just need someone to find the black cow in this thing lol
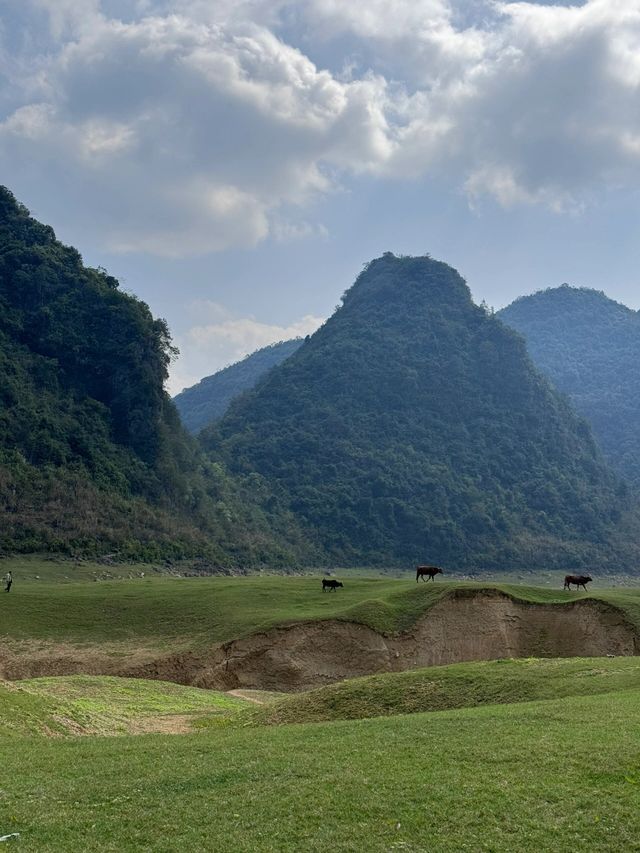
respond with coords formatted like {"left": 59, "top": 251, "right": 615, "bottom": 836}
{"left": 416, "top": 565, "right": 443, "bottom": 583}
{"left": 322, "top": 579, "right": 343, "bottom": 592}
{"left": 563, "top": 574, "right": 593, "bottom": 591}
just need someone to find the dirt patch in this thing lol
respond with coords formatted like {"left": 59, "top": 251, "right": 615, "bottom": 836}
{"left": 227, "top": 689, "right": 274, "bottom": 705}
{"left": 186, "top": 592, "right": 638, "bottom": 691}
{"left": 126, "top": 714, "right": 197, "bottom": 735}
{"left": 395, "top": 590, "right": 639, "bottom": 668}
{"left": 2, "top": 590, "right": 639, "bottom": 692}
{"left": 0, "top": 640, "right": 164, "bottom": 681}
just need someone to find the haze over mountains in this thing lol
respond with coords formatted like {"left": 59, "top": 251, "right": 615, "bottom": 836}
{"left": 499, "top": 287, "right": 640, "bottom": 488}
{"left": 174, "top": 339, "right": 303, "bottom": 434}
{"left": 2, "top": 189, "right": 638, "bottom": 569}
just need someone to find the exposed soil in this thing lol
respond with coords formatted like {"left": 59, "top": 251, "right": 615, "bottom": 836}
{"left": 2, "top": 590, "right": 638, "bottom": 692}
{"left": 125, "top": 714, "right": 197, "bottom": 735}
{"left": 227, "top": 689, "right": 276, "bottom": 705}
{"left": 0, "top": 640, "right": 165, "bottom": 681}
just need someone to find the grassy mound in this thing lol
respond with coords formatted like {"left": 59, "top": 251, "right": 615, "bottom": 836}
{"left": 243, "top": 656, "right": 640, "bottom": 726}
{"left": 0, "top": 575, "right": 450, "bottom": 648}
{"left": 0, "top": 676, "right": 247, "bottom": 736}
{"left": 1, "top": 689, "right": 638, "bottom": 850}
{"left": 3, "top": 574, "right": 640, "bottom": 652}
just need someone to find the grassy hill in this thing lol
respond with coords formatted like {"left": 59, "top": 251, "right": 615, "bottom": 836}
{"left": 3, "top": 573, "right": 640, "bottom": 850}
{"left": 174, "top": 339, "right": 302, "bottom": 433}
{"left": 204, "top": 253, "right": 633, "bottom": 570}
{"left": 244, "top": 656, "right": 640, "bottom": 725}
{"left": 499, "top": 285, "right": 640, "bottom": 487}
{"left": 0, "top": 573, "right": 445, "bottom": 647}
{"left": 2, "top": 687, "right": 639, "bottom": 850}
{"left": 0, "top": 676, "right": 246, "bottom": 736}
{"left": 3, "top": 570, "right": 640, "bottom": 653}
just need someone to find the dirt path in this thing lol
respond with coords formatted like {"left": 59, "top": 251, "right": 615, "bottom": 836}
{"left": 227, "top": 689, "right": 272, "bottom": 705}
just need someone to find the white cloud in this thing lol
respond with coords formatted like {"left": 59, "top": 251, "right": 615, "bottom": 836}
{"left": 3, "top": 0, "right": 640, "bottom": 257}
{"left": 168, "top": 309, "right": 324, "bottom": 394}
{"left": 0, "top": 5, "right": 391, "bottom": 256}
{"left": 271, "top": 217, "right": 328, "bottom": 242}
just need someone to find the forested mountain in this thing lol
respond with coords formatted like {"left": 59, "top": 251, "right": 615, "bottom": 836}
{"left": 174, "top": 339, "right": 302, "bottom": 433}
{"left": 499, "top": 286, "right": 640, "bottom": 487}
{"left": 0, "top": 187, "right": 304, "bottom": 564}
{"left": 3, "top": 192, "right": 637, "bottom": 571}
{"left": 203, "top": 253, "right": 633, "bottom": 570}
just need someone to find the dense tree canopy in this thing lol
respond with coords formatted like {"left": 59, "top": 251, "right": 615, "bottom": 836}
{"left": 0, "top": 187, "right": 304, "bottom": 563}
{"left": 174, "top": 339, "right": 303, "bottom": 434}
{"left": 2, "top": 189, "right": 637, "bottom": 570}
{"left": 499, "top": 285, "right": 640, "bottom": 488}
{"left": 204, "top": 254, "right": 632, "bottom": 569}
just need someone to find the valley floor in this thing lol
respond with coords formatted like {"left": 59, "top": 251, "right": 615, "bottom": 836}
{"left": 1, "top": 683, "right": 639, "bottom": 851}
{"left": 2, "top": 566, "right": 640, "bottom": 850}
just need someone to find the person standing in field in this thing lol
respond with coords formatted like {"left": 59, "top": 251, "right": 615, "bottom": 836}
{"left": 4, "top": 571, "right": 12, "bottom": 592}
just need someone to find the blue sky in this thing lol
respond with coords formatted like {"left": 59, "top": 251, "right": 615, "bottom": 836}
{"left": 2, "top": 0, "right": 639, "bottom": 392}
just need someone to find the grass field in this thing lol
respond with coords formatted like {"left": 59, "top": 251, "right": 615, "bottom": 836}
{"left": 242, "top": 656, "right": 640, "bottom": 725}
{"left": 3, "top": 568, "right": 640, "bottom": 653}
{"left": 0, "top": 676, "right": 248, "bottom": 736}
{"left": 2, "top": 569, "right": 640, "bottom": 850}
{"left": 1, "top": 687, "right": 639, "bottom": 851}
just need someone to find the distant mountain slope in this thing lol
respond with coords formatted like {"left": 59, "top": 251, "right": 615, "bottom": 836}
{"left": 202, "top": 254, "right": 631, "bottom": 570}
{"left": 174, "top": 339, "right": 303, "bottom": 433}
{"left": 0, "top": 187, "right": 305, "bottom": 564}
{"left": 499, "top": 285, "right": 640, "bottom": 487}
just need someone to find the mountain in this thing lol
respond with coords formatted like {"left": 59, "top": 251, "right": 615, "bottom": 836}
{"left": 499, "top": 285, "right": 640, "bottom": 487}
{"left": 202, "top": 253, "right": 631, "bottom": 570}
{"left": 0, "top": 187, "right": 304, "bottom": 565}
{"left": 174, "top": 339, "right": 303, "bottom": 433}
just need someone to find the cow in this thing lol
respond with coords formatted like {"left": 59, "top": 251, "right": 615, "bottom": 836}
{"left": 322, "top": 579, "right": 343, "bottom": 592}
{"left": 563, "top": 574, "right": 593, "bottom": 591}
{"left": 416, "top": 565, "right": 443, "bottom": 583}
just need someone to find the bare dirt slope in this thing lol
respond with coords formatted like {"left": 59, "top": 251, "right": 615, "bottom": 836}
{"left": 2, "top": 589, "right": 637, "bottom": 691}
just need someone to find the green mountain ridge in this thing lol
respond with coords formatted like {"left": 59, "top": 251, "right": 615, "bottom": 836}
{"left": 0, "top": 187, "right": 305, "bottom": 564}
{"left": 203, "top": 253, "right": 634, "bottom": 569}
{"left": 3, "top": 189, "right": 638, "bottom": 571}
{"left": 498, "top": 285, "right": 640, "bottom": 487}
{"left": 174, "top": 338, "right": 303, "bottom": 433}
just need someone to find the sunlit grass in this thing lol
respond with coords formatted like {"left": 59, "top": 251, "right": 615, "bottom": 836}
{"left": 2, "top": 689, "right": 639, "bottom": 851}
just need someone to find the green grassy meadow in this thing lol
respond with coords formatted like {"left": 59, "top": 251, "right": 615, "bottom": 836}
{"left": 0, "top": 569, "right": 441, "bottom": 648}
{"left": 1, "top": 688, "right": 640, "bottom": 851}
{"left": 3, "top": 560, "right": 640, "bottom": 653}
{"left": 242, "top": 656, "right": 640, "bottom": 726}
{"left": 2, "top": 565, "right": 640, "bottom": 850}
{"left": 0, "top": 676, "right": 247, "bottom": 737}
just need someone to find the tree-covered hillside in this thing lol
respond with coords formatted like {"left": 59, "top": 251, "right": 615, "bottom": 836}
{"left": 0, "top": 187, "right": 304, "bottom": 564}
{"left": 174, "top": 339, "right": 303, "bottom": 433}
{"left": 499, "top": 286, "right": 640, "bottom": 487}
{"left": 203, "top": 254, "right": 631, "bottom": 569}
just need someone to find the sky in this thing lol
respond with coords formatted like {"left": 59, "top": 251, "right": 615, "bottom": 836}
{"left": 2, "top": 0, "right": 640, "bottom": 393}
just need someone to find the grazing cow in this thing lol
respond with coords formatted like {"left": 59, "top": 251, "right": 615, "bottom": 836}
{"left": 563, "top": 574, "right": 593, "bottom": 591}
{"left": 416, "top": 565, "right": 443, "bottom": 583}
{"left": 322, "top": 579, "right": 343, "bottom": 592}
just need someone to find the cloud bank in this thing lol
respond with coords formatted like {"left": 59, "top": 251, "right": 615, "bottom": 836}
{"left": 2, "top": 0, "right": 640, "bottom": 256}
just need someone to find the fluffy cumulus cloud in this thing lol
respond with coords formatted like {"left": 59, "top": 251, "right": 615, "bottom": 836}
{"left": 2, "top": 0, "right": 640, "bottom": 256}
{"left": 169, "top": 301, "right": 323, "bottom": 394}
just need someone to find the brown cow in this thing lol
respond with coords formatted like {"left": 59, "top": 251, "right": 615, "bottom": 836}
{"left": 322, "top": 579, "right": 343, "bottom": 592}
{"left": 416, "top": 565, "right": 443, "bottom": 582}
{"left": 563, "top": 574, "right": 592, "bottom": 591}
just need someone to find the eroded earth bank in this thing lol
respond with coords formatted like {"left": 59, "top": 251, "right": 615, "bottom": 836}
{"left": 2, "top": 589, "right": 638, "bottom": 691}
